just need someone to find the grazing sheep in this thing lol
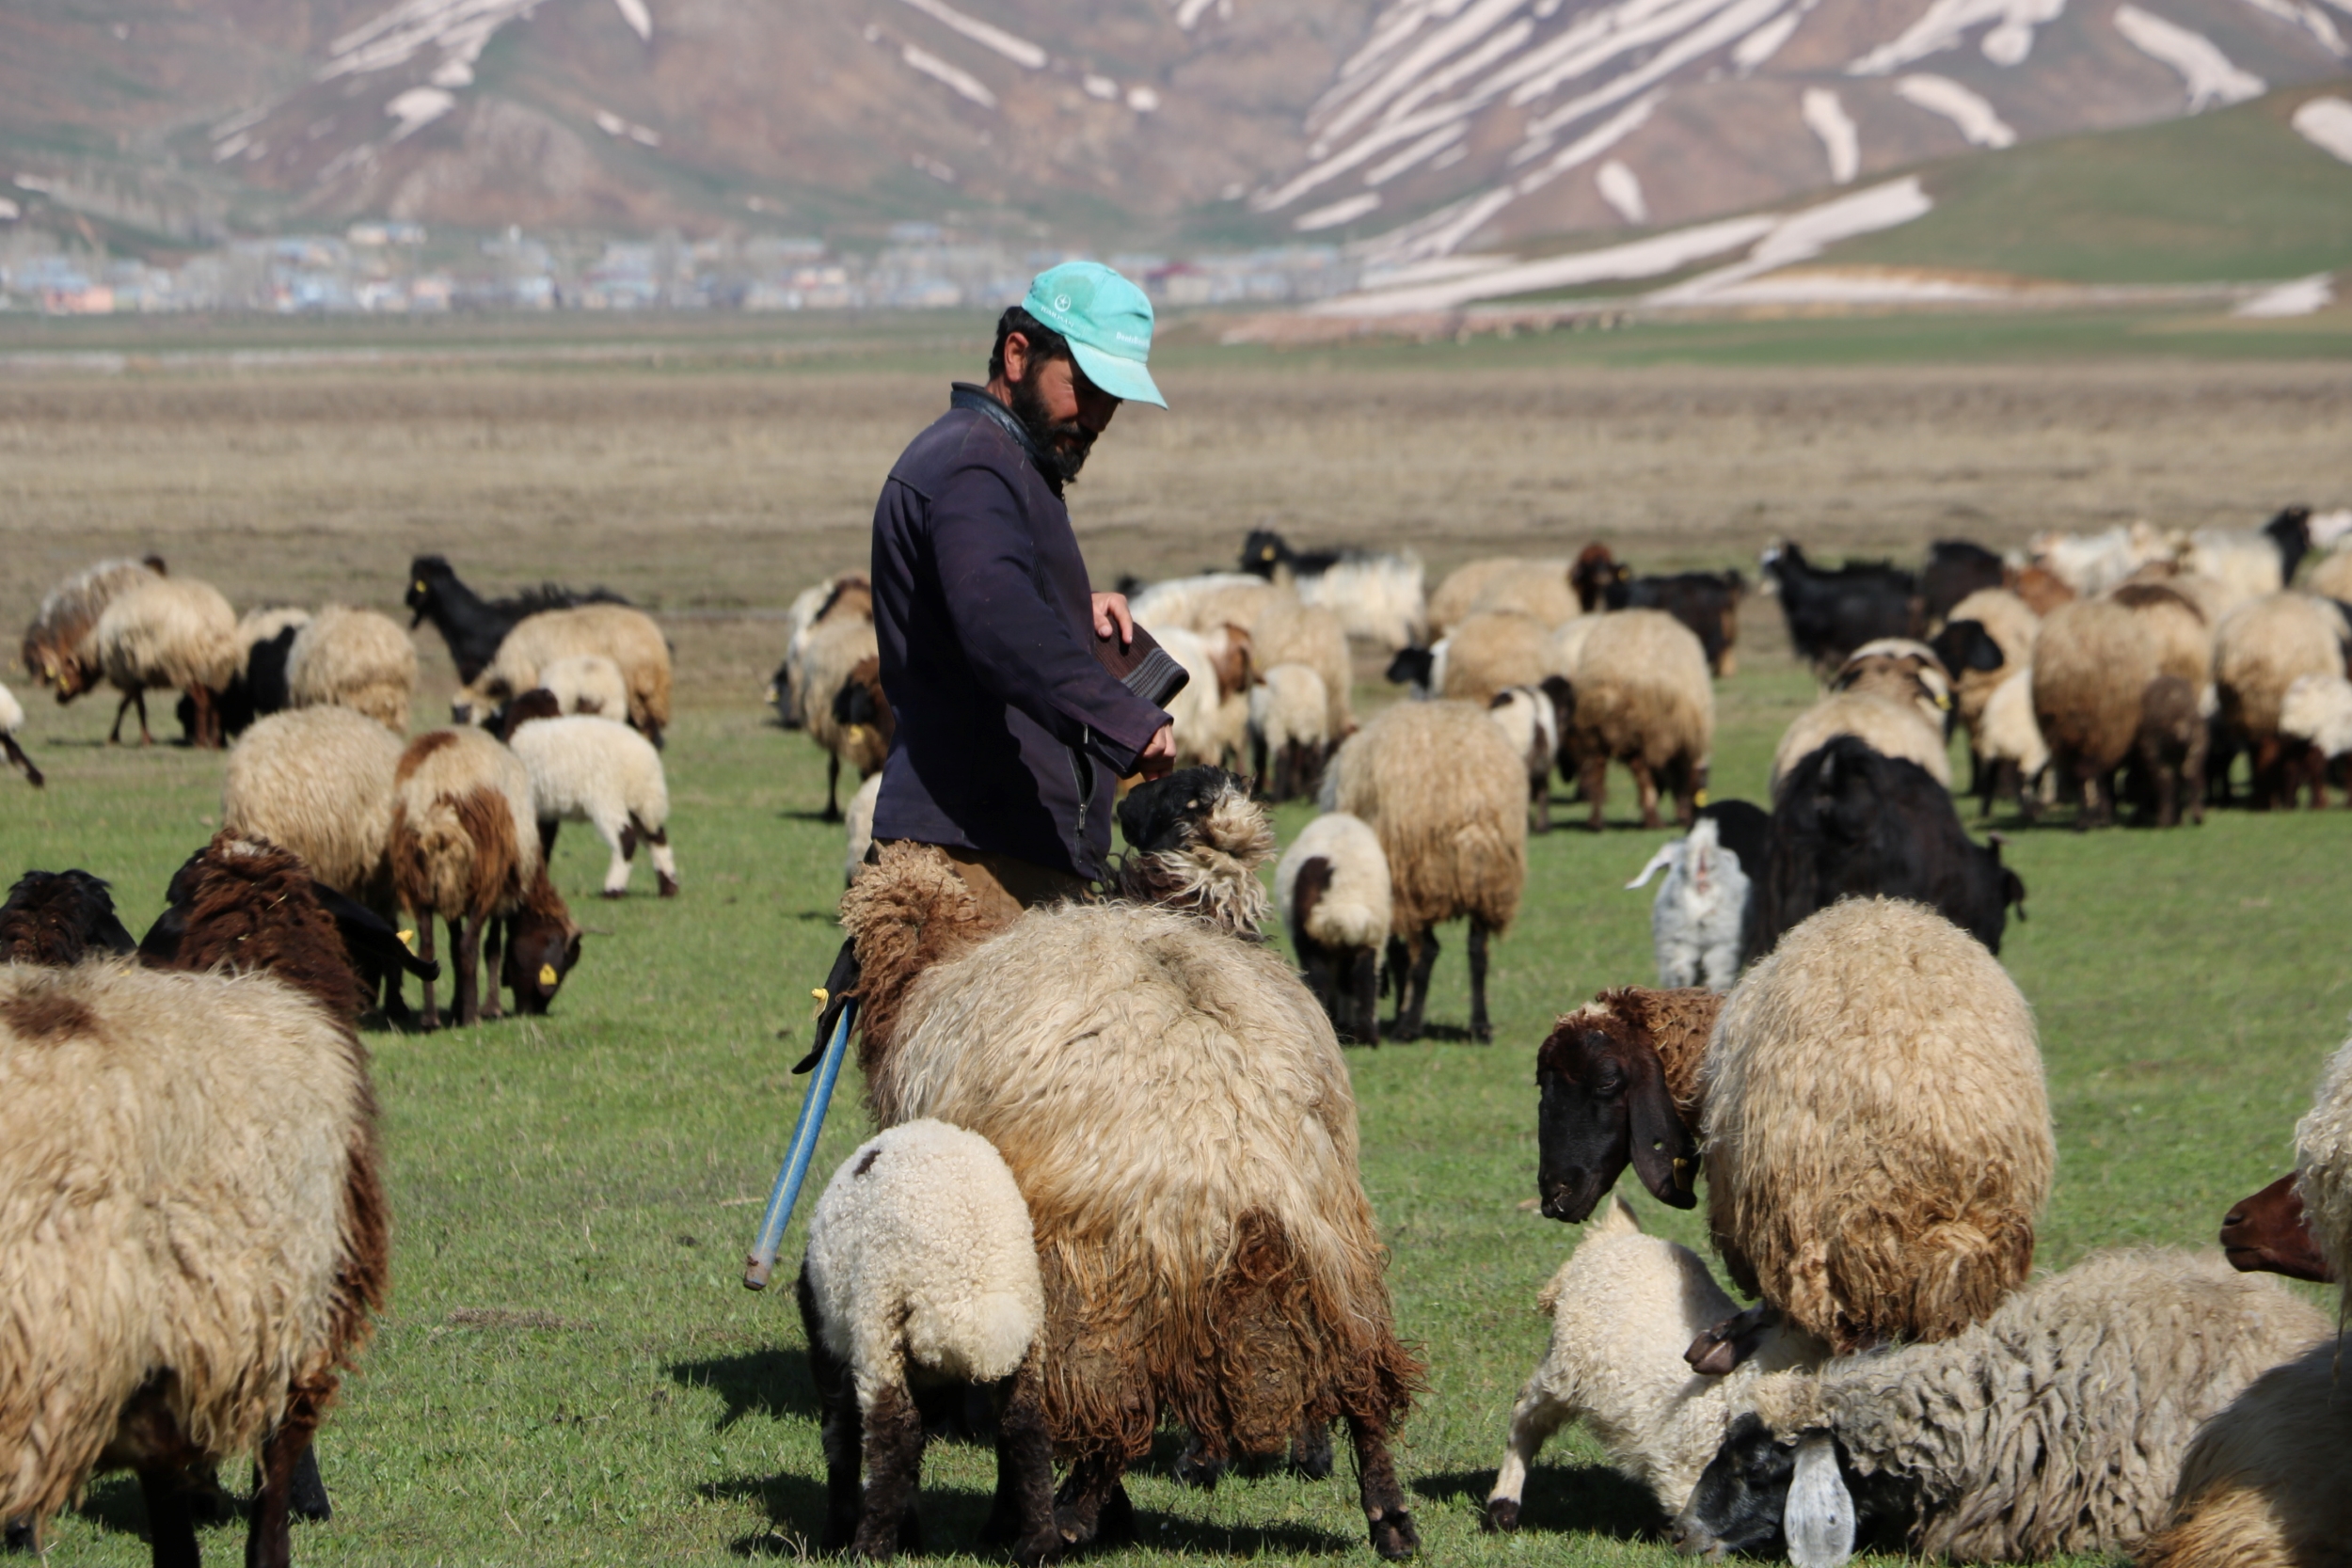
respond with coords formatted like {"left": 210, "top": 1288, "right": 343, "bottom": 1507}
{"left": 286, "top": 605, "right": 417, "bottom": 735}
{"left": 1240, "top": 531, "right": 1428, "bottom": 651}
{"left": 502, "top": 690, "right": 678, "bottom": 898}
{"left": 836, "top": 846, "right": 1426, "bottom": 1560}
{"left": 1485, "top": 1198, "right": 1827, "bottom": 1531}
{"left": 1703, "top": 897, "right": 2053, "bottom": 1355}
{"left": 1560, "top": 610, "right": 1713, "bottom": 832}
{"left": 771, "top": 572, "right": 871, "bottom": 728}
{"left": 1156, "top": 624, "right": 1251, "bottom": 771}
{"left": 797, "top": 1119, "right": 1054, "bottom": 1562}
{"left": 2031, "top": 597, "right": 2161, "bottom": 827}
{"left": 389, "top": 726, "right": 573, "bottom": 1027}
{"left": 1487, "top": 681, "right": 1568, "bottom": 832}
{"left": 1576, "top": 547, "right": 1749, "bottom": 676}
{"left": 1429, "top": 558, "right": 1569, "bottom": 638}
{"left": 1757, "top": 544, "right": 1919, "bottom": 671}
{"left": 844, "top": 773, "right": 882, "bottom": 886}
{"left": 20, "top": 554, "right": 165, "bottom": 700}
{"left": 454, "top": 603, "right": 673, "bottom": 745}
{"left": 0, "top": 683, "right": 42, "bottom": 788}
{"left": 1917, "top": 539, "right": 2007, "bottom": 626}
{"left": 402, "top": 555, "right": 627, "bottom": 686}
{"left": 2132, "top": 673, "right": 2210, "bottom": 827}
{"left": 2214, "top": 592, "right": 2352, "bottom": 807}
{"left": 1771, "top": 692, "right": 1950, "bottom": 796}
{"left": 1623, "top": 811, "right": 1752, "bottom": 989}
{"left": 1111, "top": 768, "right": 1276, "bottom": 938}
{"left": 93, "top": 577, "right": 238, "bottom": 748}
{"left": 1974, "top": 668, "right": 2050, "bottom": 820}
{"left": 1248, "top": 661, "right": 1330, "bottom": 800}
{"left": 1439, "top": 611, "right": 1554, "bottom": 705}
{"left": 533, "top": 653, "right": 629, "bottom": 718}
{"left": 222, "top": 706, "right": 404, "bottom": 911}
{"left": 1323, "top": 700, "right": 1525, "bottom": 1041}
{"left": 0, "top": 951, "right": 387, "bottom": 1567}
{"left": 1672, "top": 1250, "right": 2327, "bottom": 1564}
{"left": 0, "top": 870, "right": 136, "bottom": 961}
{"left": 2180, "top": 506, "right": 2312, "bottom": 611}
{"left": 792, "top": 612, "right": 886, "bottom": 820}
{"left": 213, "top": 606, "right": 312, "bottom": 738}
{"left": 1532, "top": 986, "right": 1724, "bottom": 1224}
{"left": 2280, "top": 672, "right": 2352, "bottom": 806}
{"left": 1276, "top": 812, "right": 1391, "bottom": 1045}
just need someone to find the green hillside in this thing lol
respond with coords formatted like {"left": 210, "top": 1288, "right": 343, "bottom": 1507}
{"left": 1829, "top": 84, "right": 2352, "bottom": 284}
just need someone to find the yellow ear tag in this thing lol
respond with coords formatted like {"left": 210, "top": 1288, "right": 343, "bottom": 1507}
{"left": 1693, "top": 788, "right": 1710, "bottom": 808}
{"left": 812, "top": 987, "right": 829, "bottom": 1006}
{"left": 413, "top": 579, "right": 427, "bottom": 594}
{"left": 1935, "top": 692, "right": 1952, "bottom": 709}
{"left": 537, "top": 963, "right": 558, "bottom": 987}
{"left": 398, "top": 928, "right": 416, "bottom": 951}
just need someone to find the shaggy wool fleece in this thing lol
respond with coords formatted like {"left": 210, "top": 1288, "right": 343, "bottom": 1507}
{"left": 2140, "top": 1339, "right": 2352, "bottom": 1568}
{"left": 1324, "top": 699, "right": 1525, "bottom": 943}
{"left": 0, "top": 962, "right": 383, "bottom": 1522}
{"left": 224, "top": 705, "right": 405, "bottom": 907}
{"left": 1702, "top": 896, "right": 2053, "bottom": 1354}
{"left": 876, "top": 900, "right": 1422, "bottom": 1462}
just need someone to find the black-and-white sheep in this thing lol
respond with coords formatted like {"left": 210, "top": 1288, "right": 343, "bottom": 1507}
{"left": 1276, "top": 811, "right": 1391, "bottom": 1046}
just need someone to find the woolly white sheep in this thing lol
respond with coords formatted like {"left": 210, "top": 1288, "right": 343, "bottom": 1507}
{"left": 1672, "top": 1249, "right": 2327, "bottom": 1564}
{"left": 1155, "top": 624, "right": 1250, "bottom": 771}
{"left": 1625, "top": 816, "right": 1748, "bottom": 990}
{"left": 0, "top": 959, "right": 388, "bottom": 1567}
{"left": 94, "top": 577, "right": 239, "bottom": 748}
{"left": 1129, "top": 572, "right": 1276, "bottom": 639}
{"left": 797, "top": 1119, "right": 1053, "bottom": 1561}
{"left": 527, "top": 653, "right": 628, "bottom": 718}
{"left": 1249, "top": 661, "right": 1330, "bottom": 800}
{"left": 1485, "top": 1197, "right": 1826, "bottom": 1531}
{"left": 1488, "top": 683, "right": 1565, "bottom": 832}
{"left": 0, "top": 682, "right": 42, "bottom": 787}
{"left": 2214, "top": 592, "right": 2352, "bottom": 807}
{"left": 2027, "top": 520, "right": 2178, "bottom": 596}
{"left": 1974, "top": 667, "right": 2051, "bottom": 818}
{"left": 1561, "top": 610, "right": 1714, "bottom": 832}
{"left": 1702, "top": 896, "right": 2053, "bottom": 1355}
{"left": 20, "top": 555, "right": 164, "bottom": 699}
{"left": 455, "top": 603, "right": 673, "bottom": 743}
{"left": 1275, "top": 811, "right": 1391, "bottom": 1045}
{"left": 1245, "top": 533, "right": 1428, "bottom": 651}
{"left": 503, "top": 692, "right": 678, "bottom": 897}
{"left": 1441, "top": 612, "right": 1554, "bottom": 706}
{"left": 1770, "top": 691, "right": 1949, "bottom": 796}
{"left": 1428, "top": 557, "right": 1572, "bottom": 637}
{"left": 287, "top": 604, "right": 417, "bottom": 734}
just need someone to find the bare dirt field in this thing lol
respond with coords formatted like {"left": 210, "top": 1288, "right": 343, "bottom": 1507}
{"left": 4, "top": 345, "right": 2346, "bottom": 703}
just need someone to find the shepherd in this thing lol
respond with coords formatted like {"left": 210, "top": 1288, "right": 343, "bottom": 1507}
{"left": 866, "top": 261, "right": 1179, "bottom": 924}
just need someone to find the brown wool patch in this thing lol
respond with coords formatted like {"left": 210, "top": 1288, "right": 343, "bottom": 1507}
{"left": 395, "top": 728, "right": 459, "bottom": 782}
{"left": 0, "top": 987, "right": 97, "bottom": 1040}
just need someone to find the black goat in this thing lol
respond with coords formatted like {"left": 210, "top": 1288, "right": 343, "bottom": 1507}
{"left": 1756, "top": 736, "right": 2024, "bottom": 958}
{"left": 1758, "top": 542, "right": 1921, "bottom": 671}
{"left": 2265, "top": 505, "right": 2314, "bottom": 585}
{"left": 404, "top": 556, "right": 628, "bottom": 684}
{"left": 0, "top": 869, "right": 137, "bottom": 963}
{"left": 1568, "top": 546, "right": 1746, "bottom": 673}
{"left": 1241, "top": 529, "right": 1345, "bottom": 579}
{"left": 1919, "top": 539, "right": 2005, "bottom": 626}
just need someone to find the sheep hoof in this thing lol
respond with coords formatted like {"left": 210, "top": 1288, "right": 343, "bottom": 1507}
{"left": 1009, "top": 1531, "right": 1066, "bottom": 1567}
{"left": 657, "top": 875, "right": 679, "bottom": 898}
{"left": 1369, "top": 1510, "right": 1420, "bottom": 1560}
{"left": 599, "top": 888, "right": 627, "bottom": 900}
{"left": 1481, "top": 1498, "right": 1519, "bottom": 1534}
{"left": 1171, "top": 1444, "right": 1225, "bottom": 1491}
{"left": 4, "top": 1517, "right": 37, "bottom": 1554}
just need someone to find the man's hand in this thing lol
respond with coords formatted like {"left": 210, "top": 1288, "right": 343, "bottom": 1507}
{"left": 1136, "top": 722, "right": 1177, "bottom": 781}
{"left": 1092, "top": 592, "right": 1136, "bottom": 649}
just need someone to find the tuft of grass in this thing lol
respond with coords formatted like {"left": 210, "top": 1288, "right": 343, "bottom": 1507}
{"left": 1, "top": 649, "right": 2339, "bottom": 1565}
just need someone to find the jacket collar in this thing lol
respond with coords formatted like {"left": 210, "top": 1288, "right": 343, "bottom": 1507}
{"left": 950, "top": 382, "right": 1062, "bottom": 496}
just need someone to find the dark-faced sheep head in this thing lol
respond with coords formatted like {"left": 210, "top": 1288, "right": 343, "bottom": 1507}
{"left": 1673, "top": 1416, "right": 1915, "bottom": 1564}
{"left": 1928, "top": 620, "right": 2006, "bottom": 680}
{"left": 1385, "top": 647, "right": 1435, "bottom": 690}
{"left": 502, "top": 898, "right": 582, "bottom": 1016}
{"left": 405, "top": 554, "right": 453, "bottom": 629}
{"left": 2220, "top": 1172, "right": 2335, "bottom": 1283}
{"left": 0, "top": 870, "right": 138, "bottom": 964}
{"left": 1241, "top": 528, "right": 1288, "bottom": 580}
{"left": 1534, "top": 1011, "right": 1695, "bottom": 1223}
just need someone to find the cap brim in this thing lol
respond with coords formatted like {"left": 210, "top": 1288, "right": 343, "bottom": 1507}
{"left": 1069, "top": 340, "right": 1167, "bottom": 409}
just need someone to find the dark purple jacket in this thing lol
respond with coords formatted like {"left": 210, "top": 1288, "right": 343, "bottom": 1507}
{"left": 867, "top": 385, "right": 1168, "bottom": 880}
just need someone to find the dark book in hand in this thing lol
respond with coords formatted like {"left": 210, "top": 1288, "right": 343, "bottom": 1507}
{"left": 1093, "top": 622, "right": 1189, "bottom": 710}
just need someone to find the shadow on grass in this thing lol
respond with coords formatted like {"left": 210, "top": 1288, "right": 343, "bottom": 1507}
{"left": 711, "top": 1470, "right": 1013, "bottom": 1558}
{"left": 1412, "top": 1465, "right": 1666, "bottom": 1540}
{"left": 64, "top": 1473, "right": 246, "bottom": 1544}
{"left": 670, "top": 1347, "right": 821, "bottom": 1428}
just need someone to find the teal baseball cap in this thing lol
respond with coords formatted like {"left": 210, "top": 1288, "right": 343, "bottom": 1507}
{"left": 1021, "top": 261, "right": 1167, "bottom": 409}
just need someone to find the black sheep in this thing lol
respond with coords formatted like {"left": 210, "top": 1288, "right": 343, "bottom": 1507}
{"left": 1758, "top": 543, "right": 1921, "bottom": 671}
{"left": 0, "top": 870, "right": 137, "bottom": 964}
{"left": 403, "top": 555, "right": 628, "bottom": 685}
{"left": 1919, "top": 539, "right": 2006, "bottom": 626}
{"left": 1756, "top": 736, "right": 2024, "bottom": 958}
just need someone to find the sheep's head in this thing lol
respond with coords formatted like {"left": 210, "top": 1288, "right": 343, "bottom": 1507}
{"left": 405, "top": 554, "right": 453, "bottom": 628}
{"left": 1675, "top": 1417, "right": 1914, "bottom": 1567}
{"left": 2220, "top": 1173, "right": 2334, "bottom": 1283}
{"left": 501, "top": 875, "right": 580, "bottom": 1016}
{"left": 1114, "top": 768, "right": 1275, "bottom": 938}
{"left": 1534, "top": 1003, "right": 1696, "bottom": 1223}
{"left": 1240, "top": 528, "right": 1287, "bottom": 579}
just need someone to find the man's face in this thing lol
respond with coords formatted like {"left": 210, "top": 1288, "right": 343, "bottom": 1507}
{"left": 1004, "top": 331, "right": 1119, "bottom": 483}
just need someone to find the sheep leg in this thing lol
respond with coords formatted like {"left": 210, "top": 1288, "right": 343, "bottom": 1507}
{"left": 1468, "top": 919, "right": 1492, "bottom": 1043}
{"left": 1393, "top": 929, "right": 1438, "bottom": 1042}
{"left": 538, "top": 817, "right": 559, "bottom": 860}
{"left": 415, "top": 917, "right": 439, "bottom": 1031}
{"left": 596, "top": 809, "right": 633, "bottom": 897}
{"left": 984, "top": 1356, "right": 1061, "bottom": 1565}
{"left": 1628, "top": 756, "right": 1662, "bottom": 832}
{"left": 1349, "top": 946, "right": 1380, "bottom": 1048}
{"left": 288, "top": 1447, "right": 331, "bottom": 1522}
{"left": 1579, "top": 753, "right": 1608, "bottom": 832}
{"left": 480, "top": 919, "right": 505, "bottom": 1022}
{"left": 852, "top": 1381, "right": 926, "bottom": 1559}
{"left": 1483, "top": 1384, "right": 1572, "bottom": 1532}
{"left": 824, "top": 752, "right": 843, "bottom": 823}
{"left": 1531, "top": 772, "right": 1549, "bottom": 834}
{"left": 1347, "top": 1414, "right": 1420, "bottom": 1560}
{"left": 108, "top": 689, "right": 135, "bottom": 744}
{"left": 637, "top": 815, "right": 679, "bottom": 897}
{"left": 799, "top": 1268, "right": 866, "bottom": 1551}
{"left": 135, "top": 689, "right": 154, "bottom": 747}
{"left": 1290, "top": 1418, "right": 1334, "bottom": 1480}
{"left": 135, "top": 1466, "right": 200, "bottom": 1568}
{"left": 186, "top": 685, "right": 219, "bottom": 750}
{"left": 1050, "top": 1457, "right": 1134, "bottom": 1551}
{"left": 246, "top": 1414, "right": 321, "bottom": 1568}
{"left": 453, "top": 916, "right": 481, "bottom": 1027}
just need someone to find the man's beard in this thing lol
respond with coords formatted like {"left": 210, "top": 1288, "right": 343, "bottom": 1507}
{"left": 1009, "top": 369, "right": 1095, "bottom": 484}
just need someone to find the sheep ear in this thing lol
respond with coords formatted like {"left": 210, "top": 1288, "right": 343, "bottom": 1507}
{"left": 1625, "top": 1049, "right": 1697, "bottom": 1210}
{"left": 1783, "top": 1435, "right": 1855, "bottom": 1568}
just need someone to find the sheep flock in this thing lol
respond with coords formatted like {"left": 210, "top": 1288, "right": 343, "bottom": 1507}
{"left": 4, "top": 505, "right": 2348, "bottom": 1568}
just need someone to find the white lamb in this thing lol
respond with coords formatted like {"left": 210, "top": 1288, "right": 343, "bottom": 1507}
{"left": 2280, "top": 672, "right": 2352, "bottom": 760}
{"left": 1249, "top": 661, "right": 1331, "bottom": 800}
{"left": 503, "top": 697, "right": 678, "bottom": 896}
{"left": 1485, "top": 1196, "right": 1823, "bottom": 1532}
{"left": 798, "top": 1119, "right": 1053, "bottom": 1561}
{"left": 1625, "top": 816, "right": 1749, "bottom": 990}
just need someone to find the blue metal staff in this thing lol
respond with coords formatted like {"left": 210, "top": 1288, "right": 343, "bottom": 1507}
{"left": 743, "top": 946, "right": 861, "bottom": 1291}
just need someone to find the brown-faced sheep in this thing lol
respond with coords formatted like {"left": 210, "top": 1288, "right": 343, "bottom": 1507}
{"left": 389, "top": 726, "right": 574, "bottom": 1027}
{"left": 1770, "top": 692, "right": 1950, "bottom": 796}
{"left": 0, "top": 921, "right": 387, "bottom": 1567}
{"left": 1439, "top": 611, "right": 1555, "bottom": 706}
{"left": 94, "top": 577, "right": 239, "bottom": 749}
{"left": 21, "top": 555, "right": 165, "bottom": 700}
{"left": 1560, "top": 610, "right": 1713, "bottom": 832}
{"left": 1533, "top": 986, "right": 1723, "bottom": 1223}
{"left": 456, "top": 603, "right": 673, "bottom": 745}
{"left": 1323, "top": 700, "right": 1525, "bottom": 1041}
{"left": 2215, "top": 592, "right": 2351, "bottom": 808}
{"left": 287, "top": 605, "right": 417, "bottom": 735}
{"left": 835, "top": 844, "right": 1424, "bottom": 1560}
{"left": 2031, "top": 597, "right": 2161, "bottom": 828}
{"left": 1701, "top": 896, "right": 2053, "bottom": 1355}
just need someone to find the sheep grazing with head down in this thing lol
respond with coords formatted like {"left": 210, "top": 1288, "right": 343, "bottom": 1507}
{"left": 21, "top": 555, "right": 166, "bottom": 700}
{"left": 1558, "top": 610, "right": 1713, "bottom": 832}
{"left": 454, "top": 602, "right": 673, "bottom": 746}
{"left": 1248, "top": 661, "right": 1330, "bottom": 800}
{"left": 1672, "top": 1250, "right": 2327, "bottom": 1565}
{"left": 1702, "top": 897, "right": 2053, "bottom": 1357}
{"left": 834, "top": 835, "right": 1425, "bottom": 1560}
{"left": 2214, "top": 592, "right": 2352, "bottom": 808}
{"left": 1323, "top": 699, "right": 1525, "bottom": 1041}
{"left": 501, "top": 689, "right": 679, "bottom": 898}
{"left": 796, "top": 1119, "right": 1055, "bottom": 1563}
{"left": 0, "top": 870, "right": 137, "bottom": 962}
{"left": 2143, "top": 1032, "right": 2352, "bottom": 1568}
{"left": 1484, "top": 1198, "right": 1827, "bottom": 1533}
{"left": 93, "top": 577, "right": 239, "bottom": 748}
{"left": 286, "top": 605, "right": 418, "bottom": 735}
{"left": 1276, "top": 812, "right": 1391, "bottom": 1046}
